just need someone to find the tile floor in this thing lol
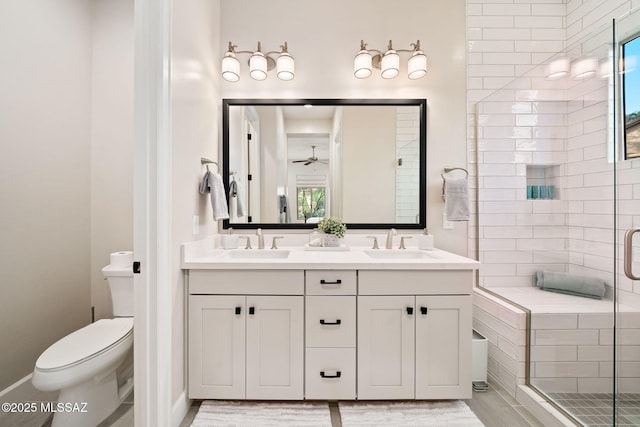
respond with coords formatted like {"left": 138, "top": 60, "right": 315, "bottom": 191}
{"left": 0, "top": 379, "right": 547, "bottom": 427}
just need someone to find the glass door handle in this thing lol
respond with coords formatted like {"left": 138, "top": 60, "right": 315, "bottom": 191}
{"left": 624, "top": 227, "right": 640, "bottom": 280}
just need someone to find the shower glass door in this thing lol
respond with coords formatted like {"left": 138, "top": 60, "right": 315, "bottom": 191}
{"left": 614, "top": 8, "right": 640, "bottom": 426}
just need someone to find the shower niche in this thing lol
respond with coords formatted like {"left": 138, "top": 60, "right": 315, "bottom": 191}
{"left": 525, "top": 164, "right": 560, "bottom": 200}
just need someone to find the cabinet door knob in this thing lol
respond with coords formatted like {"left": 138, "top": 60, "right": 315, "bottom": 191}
{"left": 235, "top": 306, "right": 241, "bottom": 315}
{"left": 249, "top": 306, "right": 255, "bottom": 315}
{"left": 420, "top": 306, "right": 428, "bottom": 315}
{"left": 406, "top": 307, "right": 414, "bottom": 315}
{"left": 320, "top": 371, "right": 341, "bottom": 378}
{"left": 319, "top": 319, "right": 342, "bottom": 325}
{"left": 320, "top": 279, "right": 342, "bottom": 285}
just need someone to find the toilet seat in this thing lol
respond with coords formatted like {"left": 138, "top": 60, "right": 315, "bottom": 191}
{"left": 36, "top": 318, "right": 133, "bottom": 371}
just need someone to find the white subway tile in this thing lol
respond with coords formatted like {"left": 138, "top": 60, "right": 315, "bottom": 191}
{"left": 515, "top": 16, "right": 564, "bottom": 29}
{"left": 483, "top": 4, "right": 531, "bottom": 16}
{"left": 530, "top": 346, "right": 577, "bottom": 362}
{"left": 531, "top": 4, "right": 567, "bottom": 16}
{"left": 467, "top": 15, "right": 515, "bottom": 28}
{"left": 531, "top": 313, "right": 578, "bottom": 329}
{"left": 577, "top": 378, "right": 613, "bottom": 393}
{"left": 534, "top": 361, "right": 599, "bottom": 377}
{"left": 483, "top": 28, "right": 531, "bottom": 41}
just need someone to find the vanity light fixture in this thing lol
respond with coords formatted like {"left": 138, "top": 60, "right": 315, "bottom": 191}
{"left": 354, "top": 39, "right": 427, "bottom": 80}
{"left": 222, "top": 41, "right": 295, "bottom": 82}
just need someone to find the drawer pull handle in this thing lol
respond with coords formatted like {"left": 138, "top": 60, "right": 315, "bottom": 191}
{"left": 319, "top": 319, "right": 342, "bottom": 325}
{"left": 249, "top": 307, "right": 255, "bottom": 315}
{"left": 406, "top": 307, "right": 414, "bottom": 315}
{"left": 320, "top": 371, "right": 341, "bottom": 378}
{"left": 420, "top": 306, "right": 428, "bottom": 315}
{"left": 235, "top": 306, "right": 241, "bottom": 315}
{"left": 320, "top": 279, "right": 342, "bottom": 285}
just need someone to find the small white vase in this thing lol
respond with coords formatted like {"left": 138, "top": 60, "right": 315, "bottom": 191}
{"left": 322, "top": 233, "right": 342, "bottom": 247}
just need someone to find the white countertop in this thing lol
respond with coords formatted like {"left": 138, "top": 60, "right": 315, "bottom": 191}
{"left": 181, "top": 236, "right": 479, "bottom": 271}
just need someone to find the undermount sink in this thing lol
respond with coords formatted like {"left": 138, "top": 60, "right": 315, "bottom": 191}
{"left": 364, "top": 249, "right": 439, "bottom": 260}
{"left": 225, "top": 249, "right": 290, "bottom": 259}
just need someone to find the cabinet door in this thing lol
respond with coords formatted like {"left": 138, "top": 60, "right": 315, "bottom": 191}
{"left": 357, "top": 296, "right": 415, "bottom": 399}
{"left": 415, "top": 295, "right": 472, "bottom": 399}
{"left": 246, "top": 296, "right": 304, "bottom": 399}
{"left": 188, "top": 295, "right": 245, "bottom": 399}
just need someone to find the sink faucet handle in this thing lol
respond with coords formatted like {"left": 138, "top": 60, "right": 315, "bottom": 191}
{"left": 399, "top": 236, "right": 413, "bottom": 250}
{"left": 366, "top": 236, "right": 379, "bottom": 249}
{"left": 239, "top": 235, "right": 252, "bottom": 250}
{"left": 270, "top": 236, "right": 284, "bottom": 250}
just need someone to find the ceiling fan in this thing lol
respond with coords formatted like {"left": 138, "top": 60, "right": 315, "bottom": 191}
{"left": 292, "top": 145, "right": 328, "bottom": 165}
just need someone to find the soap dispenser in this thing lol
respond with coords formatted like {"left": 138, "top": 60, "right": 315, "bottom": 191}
{"left": 418, "top": 228, "right": 434, "bottom": 250}
{"left": 222, "top": 227, "right": 239, "bottom": 249}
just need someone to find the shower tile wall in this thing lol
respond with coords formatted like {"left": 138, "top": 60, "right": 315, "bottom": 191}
{"left": 466, "top": 0, "right": 640, "bottom": 399}
{"left": 395, "top": 107, "right": 420, "bottom": 223}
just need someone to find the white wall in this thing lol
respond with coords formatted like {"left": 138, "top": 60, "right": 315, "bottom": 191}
{"left": 0, "top": 0, "right": 92, "bottom": 390}
{"left": 90, "top": 0, "right": 134, "bottom": 321}
{"left": 220, "top": 0, "right": 468, "bottom": 254}
{"left": 171, "top": 0, "right": 221, "bottom": 404}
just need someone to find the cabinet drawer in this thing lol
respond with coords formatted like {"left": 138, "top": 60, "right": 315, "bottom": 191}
{"left": 358, "top": 270, "right": 472, "bottom": 295}
{"left": 306, "top": 270, "right": 357, "bottom": 295}
{"left": 189, "top": 270, "right": 303, "bottom": 295}
{"left": 305, "top": 348, "right": 356, "bottom": 400}
{"left": 306, "top": 296, "right": 356, "bottom": 348}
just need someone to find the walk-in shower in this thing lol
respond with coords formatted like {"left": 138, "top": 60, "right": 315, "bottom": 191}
{"left": 473, "top": 8, "right": 640, "bottom": 426}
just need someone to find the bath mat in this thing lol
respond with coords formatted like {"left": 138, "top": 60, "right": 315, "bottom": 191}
{"left": 190, "top": 401, "right": 332, "bottom": 426}
{"left": 339, "top": 400, "right": 484, "bottom": 426}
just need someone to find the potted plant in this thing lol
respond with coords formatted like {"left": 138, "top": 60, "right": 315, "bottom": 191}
{"left": 317, "top": 217, "right": 347, "bottom": 247}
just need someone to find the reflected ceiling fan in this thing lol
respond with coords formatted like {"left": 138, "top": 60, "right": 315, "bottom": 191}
{"left": 292, "top": 145, "right": 328, "bottom": 165}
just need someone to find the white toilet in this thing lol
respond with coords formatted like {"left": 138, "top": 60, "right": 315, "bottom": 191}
{"left": 32, "top": 251, "right": 135, "bottom": 427}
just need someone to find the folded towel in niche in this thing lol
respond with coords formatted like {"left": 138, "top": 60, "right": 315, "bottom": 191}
{"left": 199, "top": 170, "right": 229, "bottom": 221}
{"left": 443, "top": 177, "right": 470, "bottom": 221}
{"left": 535, "top": 270, "right": 606, "bottom": 300}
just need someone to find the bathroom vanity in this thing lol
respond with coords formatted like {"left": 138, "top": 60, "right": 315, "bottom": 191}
{"left": 182, "top": 240, "right": 478, "bottom": 401}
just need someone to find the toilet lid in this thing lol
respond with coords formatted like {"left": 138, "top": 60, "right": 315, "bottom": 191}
{"left": 36, "top": 318, "right": 133, "bottom": 371}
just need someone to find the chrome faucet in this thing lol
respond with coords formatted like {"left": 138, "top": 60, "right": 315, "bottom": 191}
{"left": 385, "top": 228, "right": 397, "bottom": 249}
{"left": 256, "top": 228, "right": 264, "bottom": 249}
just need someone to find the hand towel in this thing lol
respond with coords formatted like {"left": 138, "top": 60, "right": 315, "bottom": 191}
{"left": 199, "top": 170, "right": 229, "bottom": 220}
{"left": 443, "top": 177, "right": 470, "bottom": 221}
{"left": 535, "top": 270, "right": 606, "bottom": 300}
{"left": 229, "top": 179, "right": 244, "bottom": 218}
{"left": 279, "top": 195, "right": 290, "bottom": 224}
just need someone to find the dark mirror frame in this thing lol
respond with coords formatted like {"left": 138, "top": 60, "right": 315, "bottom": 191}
{"left": 222, "top": 98, "right": 427, "bottom": 230}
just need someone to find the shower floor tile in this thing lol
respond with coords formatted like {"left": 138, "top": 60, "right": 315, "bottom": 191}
{"left": 547, "top": 393, "right": 640, "bottom": 426}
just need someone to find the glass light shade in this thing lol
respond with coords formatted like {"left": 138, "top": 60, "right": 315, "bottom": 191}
{"left": 571, "top": 57, "right": 597, "bottom": 80}
{"left": 249, "top": 52, "right": 268, "bottom": 81}
{"left": 546, "top": 58, "right": 569, "bottom": 79}
{"left": 221, "top": 53, "right": 240, "bottom": 82}
{"left": 277, "top": 52, "right": 295, "bottom": 81}
{"left": 598, "top": 58, "right": 612, "bottom": 79}
{"left": 380, "top": 50, "right": 399, "bottom": 79}
{"left": 407, "top": 51, "right": 427, "bottom": 79}
{"left": 354, "top": 49, "right": 372, "bottom": 78}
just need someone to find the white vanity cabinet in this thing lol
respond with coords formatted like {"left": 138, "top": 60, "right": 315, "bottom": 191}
{"left": 305, "top": 270, "right": 357, "bottom": 399}
{"left": 183, "top": 249, "right": 477, "bottom": 401}
{"left": 357, "top": 270, "right": 472, "bottom": 400}
{"left": 188, "top": 270, "right": 304, "bottom": 400}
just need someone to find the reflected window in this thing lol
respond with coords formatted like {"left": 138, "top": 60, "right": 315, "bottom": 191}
{"left": 297, "top": 187, "right": 325, "bottom": 221}
{"left": 622, "top": 34, "right": 640, "bottom": 159}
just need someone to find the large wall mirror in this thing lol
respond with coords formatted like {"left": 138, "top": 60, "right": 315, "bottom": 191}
{"left": 222, "top": 99, "right": 426, "bottom": 230}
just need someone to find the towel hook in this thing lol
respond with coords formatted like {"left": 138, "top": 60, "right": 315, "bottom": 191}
{"left": 201, "top": 157, "right": 219, "bottom": 172}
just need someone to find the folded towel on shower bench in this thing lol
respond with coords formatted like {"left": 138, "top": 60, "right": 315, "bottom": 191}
{"left": 535, "top": 270, "right": 606, "bottom": 300}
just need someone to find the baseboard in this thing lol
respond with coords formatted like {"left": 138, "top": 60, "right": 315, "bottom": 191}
{"left": 172, "top": 390, "right": 191, "bottom": 427}
{"left": 0, "top": 374, "right": 32, "bottom": 398}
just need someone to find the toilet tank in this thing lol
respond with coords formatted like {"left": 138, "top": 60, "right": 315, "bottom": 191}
{"left": 102, "top": 252, "right": 134, "bottom": 317}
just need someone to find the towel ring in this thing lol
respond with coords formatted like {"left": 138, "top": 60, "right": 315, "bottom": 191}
{"left": 441, "top": 167, "right": 469, "bottom": 202}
